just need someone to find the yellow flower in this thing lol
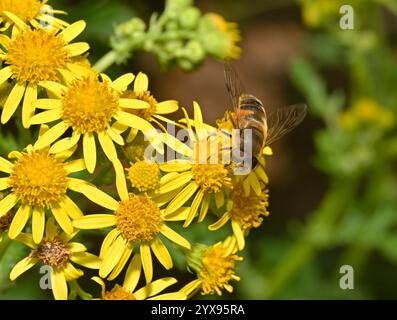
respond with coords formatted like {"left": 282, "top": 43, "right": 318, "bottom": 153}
{"left": 121, "top": 72, "right": 179, "bottom": 142}
{"left": 9, "top": 218, "right": 100, "bottom": 300}
{"left": 0, "top": 140, "right": 115, "bottom": 243}
{"left": 29, "top": 72, "right": 159, "bottom": 198}
{"left": 92, "top": 253, "right": 186, "bottom": 300}
{"left": 160, "top": 102, "right": 233, "bottom": 228}
{"left": 182, "top": 237, "right": 242, "bottom": 297}
{"left": 0, "top": 18, "right": 90, "bottom": 128}
{"left": 209, "top": 183, "right": 269, "bottom": 250}
{"left": 206, "top": 13, "right": 241, "bottom": 60}
{"left": 73, "top": 174, "right": 191, "bottom": 284}
{"left": 0, "top": 0, "right": 69, "bottom": 32}
{"left": 127, "top": 160, "right": 161, "bottom": 192}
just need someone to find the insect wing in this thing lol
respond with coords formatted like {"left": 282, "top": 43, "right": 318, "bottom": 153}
{"left": 224, "top": 62, "right": 245, "bottom": 111}
{"left": 266, "top": 104, "right": 307, "bottom": 146}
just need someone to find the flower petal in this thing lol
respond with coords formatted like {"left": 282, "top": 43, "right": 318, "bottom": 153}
{"left": 63, "top": 263, "right": 83, "bottom": 281}
{"left": 1, "top": 82, "right": 26, "bottom": 124}
{"left": 71, "top": 252, "right": 100, "bottom": 269}
{"left": 51, "top": 203, "right": 74, "bottom": 235}
{"left": 30, "top": 109, "right": 61, "bottom": 125}
{"left": 156, "top": 100, "right": 179, "bottom": 114}
{"left": 60, "top": 20, "right": 86, "bottom": 43}
{"left": 61, "top": 196, "right": 83, "bottom": 220}
{"left": 135, "top": 277, "right": 177, "bottom": 300}
{"left": 98, "top": 131, "right": 117, "bottom": 162}
{"left": 51, "top": 269, "right": 68, "bottom": 300}
{"left": 208, "top": 212, "right": 231, "bottom": 231}
{"left": 65, "top": 42, "right": 89, "bottom": 57}
{"left": 161, "top": 224, "right": 190, "bottom": 250}
{"left": 0, "top": 66, "right": 12, "bottom": 86}
{"left": 151, "top": 237, "right": 173, "bottom": 270}
{"left": 134, "top": 72, "right": 149, "bottom": 92}
{"left": 158, "top": 172, "right": 192, "bottom": 194}
{"left": 140, "top": 243, "right": 153, "bottom": 284}
{"left": 119, "top": 98, "right": 150, "bottom": 109}
{"left": 8, "top": 205, "right": 30, "bottom": 240}
{"left": 10, "top": 256, "right": 38, "bottom": 281}
{"left": 73, "top": 214, "right": 116, "bottom": 229}
{"left": 111, "top": 73, "right": 135, "bottom": 92}
{"left": 83, "top": 133, "right": 97, "bottom": 173}
{"left": 165, "top": 182, "right": 198, "bottom": 215}
{"left": 22, "top": 83, "right": 37, "bottom": 128}
{"left": 99, "top": 236, "right": 127, "bottom": 278}
{"left": 107, "top": 243, "right": 133, "bottom": 280}
{"left": 148, "top": 292, "right": 186, "bottom": 300}
{"left": 34, "top": 121, "right": 69, "bottom": 150}
{"left": 0, "top": 193, "right": 19, "bottom": 218}
{"left": 123, "top": 253, "right": 141, "bottom": 292}
{"left": 115, "top": 111, "right": 154, "bottom": 133}
{"left": 37, "top": 82, "right": 67, "bottom": 99}
{"left": 113, "top": 159, "right": 128, "bottom": 201}
{"left": 183, "top": 189, "right": 204, "bottom": 228}
{"left": 232, "top": 219, "right": 245, "bottom": 250}
{"left": 49, "top": 133, "right": 81, "bottom": 154}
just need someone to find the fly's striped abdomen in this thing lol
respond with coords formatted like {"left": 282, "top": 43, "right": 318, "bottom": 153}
{"left": 237, "top": 94, "right": 267, "bottom": 160}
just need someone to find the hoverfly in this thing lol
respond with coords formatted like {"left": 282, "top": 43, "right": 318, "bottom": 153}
{"left": 222, "top": 62, "right": 307, "bottom": 171}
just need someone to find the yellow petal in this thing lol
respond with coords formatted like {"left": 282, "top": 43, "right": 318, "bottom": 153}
{"left": 0, "top": 66, "right": 12, "bottom": 87}
{"left": 119, "top": 98, "right": 150, "bottom": 109}
{"left": 22, "top": 83, "right": 37, "bottom": 128}
{"left": 0, "top": 156, "right": 13, "bottom": 173}
{"left": 159, "top": 161, "right": 192, "bottom": 173}
{"left": 148, "top": 292, "right": 186, "bottom": 300}
{"left": 68, "top": 242, "right": 87, "bottom": 253}
{"left": 100, "top": 236, "right": 127, "bottom": 278}
{"left": 255, "top": 165, "right": 269, "bottom": 184}
{"left": 140, "top": 243, "right": 153, "bottom": 284}
{"left": 163, "top": 207, "right": 190, "bottom": 222}
{"left": 73, "top": 214, "right": 116, "bottom": 230}
{"left": 123, "top": 253, "right": 141, "bottom": 292}
{"left": 248, "top": 173, "right": 262, "bottom": 196}
{"left": 3, "top": 11, "right": 27, "bottom": 30}
{"left": 60, "top": 20, "right": 86, "bottom": 43}
{"left": 161, "top": 224, "right": 190, "bottom": 250}
{"left": 232, "top": 220, "right": 245, "bottom": 250}
{"left": 113, "top": 159, "right": 128, "bottom": 201}
{"left": 71, "top": 252, "right": 101, "bottom": 269}
{"left": 8, "top": 205, "right": 30, "bottom": 239}
{"left": 49, "top": 133, "right": 81, "bottom": 154}
{"left": 183, "top": 189, "right": 204, "bottom": 228}
{"left": 107, "top": 127, "right": 125, "bottom": 146}
{"left": 198, "top": 193, "right": 210, "bottom": 223}
{"left": 61, "top": 196, "right": 83, "bottom": 219}
{"left": 63, "top": 263, "right": 83, "bottom": 281}
{"left": 115, "top": 111, "right": 154, "bottom": 132}
{"left": 34, "top": 121, "right": 69, "bottom": 150}
{"left": 70, "top": 181, "right": 119, "bottom": 211}
{"left": 64, "top": 159, "right": 86, "bottom": 173}
{"left": 134, "top": 72, "right": 149, "bottom": 92}
{"left": 107, "top": 243, "right": 133, "bottom": 280}
{"left": 38, "top": 82, "right": 67, "bottom": 99}
{"left": 180, "top": 279, "right": 201, "bottom": 297}
{"left": 100, "top": 228, "right": 120, "bottom": 259}
{"left": 193, "top": 101, "right": 204, "bottom": 139}
{"left": 2, "top": 82, "right": 26, "bottom": 124}
{"left": 208, "top": 212, "right": 231, "bottom": 231}
{"left": 10, "top": 256, "right": 38, "bottom": 281}
{"left": 0, "top": 193, "right": 19, "bottom": 217}
{"left": 161, "top": 133, "right": 193, "bottom": 158}
{"left": 98, "top": 131, "right": 117, "bottom": 162}
{"left": 151, "top": 237, "right": 173, "bottom": 270}
{"left": 135, "top": 277, "right": 177, "bottom": 300}
{"left": 14, "top": 233, "right": 36, "bottom": 249}
{"left": 45, "top": 216, "right": 57, "bottom": 239}
{"left": 165, "top": 182, "right": 198, "bottom": 215}
{"left": 215, "top": 191, "right": 224, "bottom": 209}
{"left": 83, "top": 133, "right": 97, "bottom": 173}
{"left": 158, "top": 171, "right": 192, "bottom": 194}
{"left": 51, "top": 269, "right": 68, "bottom": 300}
{"left": 30, "top": 109, "right": 61, "bottom": 125}
{"left": 64, "top": 42, "right": 89, "bottom": 57}
{"left": 111, "top": 73, "right": 135, "bottom": 92}
{"left": 51, "top": 203, "right": 74, "bottom": 235}
{"left": 156, "top": 100, "right": 179, "bottom": 114}
{"left": 0, "top": 177, "right": 10, "bottom": 191}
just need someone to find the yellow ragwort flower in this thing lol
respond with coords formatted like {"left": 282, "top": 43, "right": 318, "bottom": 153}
{"left": 0, "top": 139, "right": 117, "bottom": 243}
{"left": 160, "top": 102, "right": 233, "bottom": 228}
{"left": 122, "top": 72, "right": 179, "bottom": 138}
{"left": 92, "top": 253, "right": 186, "bottom": 300}
{"left": 0, "top": 18, "right": 90, "bottom": 128}
{"left": 182, "top": 237, "right": 242, "bottom": 297}
{"left": 209, "top": 183, "right": 269, "bottom": 250}
{"left": 73, "top": 174, "right": 191, "bottom": 284}
{"left": 10, "top": 218, "right": 100, "bottom": 300}
{"left": 0, "top": 0, "right": 69, "bottom": 32}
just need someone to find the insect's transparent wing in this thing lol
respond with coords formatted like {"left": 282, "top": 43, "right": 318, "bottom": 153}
{"left": 266, "top": 104, "right": 307, "bottom": 146}
{"left": 224, "top": 61, "right": 245, "bottom": 111}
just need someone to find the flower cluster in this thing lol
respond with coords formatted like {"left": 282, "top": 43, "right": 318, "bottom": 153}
{"left": 0, "top": 0, "right": 270, "bottom": 300}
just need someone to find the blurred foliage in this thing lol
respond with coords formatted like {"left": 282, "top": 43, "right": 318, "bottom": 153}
{"left": 1, "top": 0, "right": 397, "bottom": 299}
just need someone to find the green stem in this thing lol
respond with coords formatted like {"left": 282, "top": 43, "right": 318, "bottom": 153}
{"left": 94, "top": 51, "right": 117, "bottom": 73}
{"left": 69, "top": 280, "right": 92, "bottom": 300}
{"left": 264, "top": 179, "right": 357, "bottom": 298}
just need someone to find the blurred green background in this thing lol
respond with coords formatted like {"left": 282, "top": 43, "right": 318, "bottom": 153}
{"left": 1, "top": 0, "right": 397, "bottom": 299}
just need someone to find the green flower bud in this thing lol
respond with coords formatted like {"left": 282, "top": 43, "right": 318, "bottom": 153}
{"left": 177, "top": 58, "right": 195, "bottom": 71}
{"left": 186, "top": 243, "right": 208, "bottom": 274}
{"left": 184, "top": 40, "right": 205, "bottom": 63}
{"left": 179, "top": 7, "right": 201, "bottom": 29}
{"left": 165, "top": 0, "right": 193, "bottom": 16}
{"left": 164, "top": 40, "right": 183, "bottom": 54}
